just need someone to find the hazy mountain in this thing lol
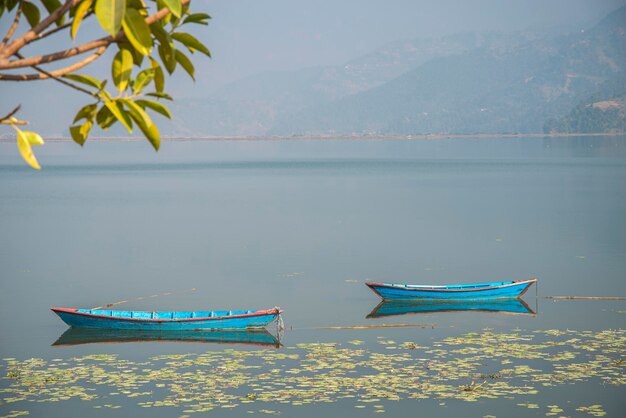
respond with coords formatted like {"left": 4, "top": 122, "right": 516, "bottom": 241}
{"left": 544, "top": 73, "right": 626, "bottom": 133}
{"left": 269, "top": 6, "right": 626, "bottom": 135}
{"left": 166, "top": 6, "right": 625, "bottom": 137}
{"left": 169, "top": 32, "right": 542, "bottom": 136}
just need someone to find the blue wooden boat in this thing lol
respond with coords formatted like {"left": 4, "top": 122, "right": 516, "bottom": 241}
{"left": 51, "top": 307, "right": 282, "bottom": 331}
{"left": 52, "top": 328, "right": 281, "bottom": 347}
{"left": 365, "top": 278, "right": 537, "bottom": 301}
{"left": 367, "top": 298, "right": 536, "bottom": 318}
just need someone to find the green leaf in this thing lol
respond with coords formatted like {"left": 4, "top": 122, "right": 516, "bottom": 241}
{"left": 71, "top": 0, "right": 94, "bottom": 39}
{"left": 69, "top": 121, "right": 93, "bottom": 146}
{"left": 104, "top": 100, "right": 133, "bottom": 133}
{"left": 151, "top": 23, "right": 177, "bottom": 74}
{"left": 118, "top": 42, "right": 144, "bottom": 67}
{"left": 122, "top": 7, "right": 153, "bottom": 56}
{"left": 63, "top": 74, "right": 103, "bottom": 90}
{"left": 154, "top": 0, "right": 174, "bottom": 25}
{"left": 132, "top": 68, "right": 155, "bottom": 94}
{"left": 160, "top": 0, "right": 182, "bottom": 18}
{"left": 149, "top": 21, "right": 170, "bottom": 45}
{"left": 146, "top": 92, "right": 173, "bottom": 101}
{"left": 153, "top": 65, "right": 165, "bottom": 92}
{"left": 174, "top": 49, "right": 194, "bottom": 80}
{"left": 96, "top": 105, "right": 117, "bottom": 130}
{"left": 171, "top": 32, "right": 211, "bottom": 57}
{"left": 183, "top": 13, "right": 211, "bottom": 25}
{"left": 157, "top": 43, "right": 177, "bottom": 74}
{"left": 95, "top": 0, "right": 125, "bottom": 36}
{"left": 73, "top": 103, "right": 98, "bottom": 124}
{"left": 98, "top": 88, "right": 113, "bottom": 102}
{"left": 41, "top": 0, "right": 65, "bottom": 26}
{"left": 6, "top": 0, "right": 19, "bottom": 12}
{"left": 21, "top": 1, "right": 41, "bottom": 28}
{"left": 112, "top": 48, "right": 133, "bottom": 91}
{"left": 16, "top": 128, "right": 43, "bottom": 170}
{"left": 126, "top": 0, "right": 144, "bottom": 8}
{"left": 121, "top": 99, "right": 160, "bottom": 151}
{"left": 135, "top": 99, "right": 172, "bottom": 119}
{"left": 149, "top": 57, "right": 165, "bottom": 92}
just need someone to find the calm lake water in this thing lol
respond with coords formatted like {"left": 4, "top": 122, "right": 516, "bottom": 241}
{"left": 1, "top": 136, "right": 625, "bottom": 417}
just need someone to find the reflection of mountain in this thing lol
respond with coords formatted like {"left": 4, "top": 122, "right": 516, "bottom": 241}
{"left": 367, "top": 299, "right": 536, "bottom": 319}
{"left": 53, "top": 328, "right": 281, "bottom": 348}
{"left": 171, "top": 6, "right": 625, "bottom": 137}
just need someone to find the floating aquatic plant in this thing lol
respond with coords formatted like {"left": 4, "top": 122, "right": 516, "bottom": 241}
{"left": 577, "top": 404, "right": 607, "bottom": 417}
{"left": 0, "top": 328, "right": 623, "bottom": 416}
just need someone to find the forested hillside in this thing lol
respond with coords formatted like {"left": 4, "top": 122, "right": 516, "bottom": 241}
{"left": 169, "top": 6, "right": 626, "bottom": 136}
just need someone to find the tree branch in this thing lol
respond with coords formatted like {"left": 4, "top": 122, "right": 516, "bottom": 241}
{"left": 1, "top": 35, "right": 117, "bottom": 70}
{"left": 0, "top": 119, "right": 28, "bottom": 125}
{"left": 0, "top": 0, "right": 191, "bottom": 70}
{"left": 0, "top": 105, "right": 22, "bottom": 122}
{"left": 0, "top": 1, "right": 23, "bottom": 52}
{"left": 0, "top": 105, "right": 28, "bottom": 125}
{"left": 0, "top": 0, "right": 80, "bottom": 60}
{"left": 0, "top": 46, "right": 107, "bottom": 80}
{"left": 37, "top": 19, "right": 76, "bottom": 40}
{"left": 147, "top": 0, "right": 192, "bottom": 25}
{"left": 32, "top": 11, "right": 95, "bottom": 42}
{"left": 13, "top": 51, "right": 98, "bottom": 97}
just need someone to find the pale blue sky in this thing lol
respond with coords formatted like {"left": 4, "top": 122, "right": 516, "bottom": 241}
{"left": 0, "top": 0, "right": 624, "bottom": 134}
{"left": 198, "top": 0, "right": 626, "bottom": 89}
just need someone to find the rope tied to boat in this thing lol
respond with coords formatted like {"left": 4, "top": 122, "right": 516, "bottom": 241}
{"left": 274, "top": 306, "right": 285, "bottom": 338}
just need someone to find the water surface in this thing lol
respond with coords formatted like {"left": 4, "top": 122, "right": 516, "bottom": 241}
{"left": 0, "top": 136, "right": 625, "bottom": 417}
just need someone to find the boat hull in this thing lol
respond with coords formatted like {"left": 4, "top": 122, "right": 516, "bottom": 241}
{"left": 51, "top": 308, "right": 281, "bottom": 331}
{"left": 366, "top": 279, "right": 536, "bottom": 301}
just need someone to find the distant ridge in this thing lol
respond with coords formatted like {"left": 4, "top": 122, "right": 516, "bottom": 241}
{"left": 170, "top": 6, "right": 626, "bottom": 137}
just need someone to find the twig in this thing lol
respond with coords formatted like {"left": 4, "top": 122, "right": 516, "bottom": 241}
{"left": 318, "top": 323, "right": 436, "bottom": 330}
{"left": 544, "top": 296, "right": 626, "bottom": 301}
{"left": 0, "top": 0, "right": 22, "bottom": 52}
{"left": 0, "top": 105, "right": 22, "bottom": 122}
{"left": 147, "top": 0, "right": 192, "bottom": 25}
{"left": 0, "top": 0, "right": 79, "bottom": 60}
{"left": 37, "top": 19, "right": 76, "bottom": 40}
{"left": 2, "top": 35, "right": 117, "bottom": 70}
{"left": 0, "top": 104, "right": 28, "bottom": 125}
{"left": 0, "top": 46, "right": 107, "bottom": 80}
{"left": 0, "top": 119, "right": 28, "bottom": 125}
{"left": 13, "top": 51, "right": 98, "bottom": 97}
{"left": 0, "top": 0, "right": 191, "bottom": 69}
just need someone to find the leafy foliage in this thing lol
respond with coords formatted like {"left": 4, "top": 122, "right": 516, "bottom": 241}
{"left": 0, "top": 0, "right": 211, "bottom": 169}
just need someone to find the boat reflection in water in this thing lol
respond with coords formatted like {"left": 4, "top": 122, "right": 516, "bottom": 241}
{"left": 367, "top": 298, "right": 536, "bottom": 319}
{"left": 53, "top": 328, "right": 282, "bottom": 348}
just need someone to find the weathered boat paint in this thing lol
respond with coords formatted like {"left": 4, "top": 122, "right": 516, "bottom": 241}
{"left": 51, "top": 307, "right": 282, "bottom": 330}
{"left": 365, "top": 278, "right": 537, "bottom": 301}
{"left": 367, "top": 298, "right": 536, "bottom": 318}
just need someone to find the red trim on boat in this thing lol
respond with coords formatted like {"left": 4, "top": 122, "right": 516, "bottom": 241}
{"left": 50, "top": 307, "right": 283, "bottom": 323}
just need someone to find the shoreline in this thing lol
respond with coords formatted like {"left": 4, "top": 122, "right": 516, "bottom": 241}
{"left": 0, "top": 132, "right": 624, "bottom": 142}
